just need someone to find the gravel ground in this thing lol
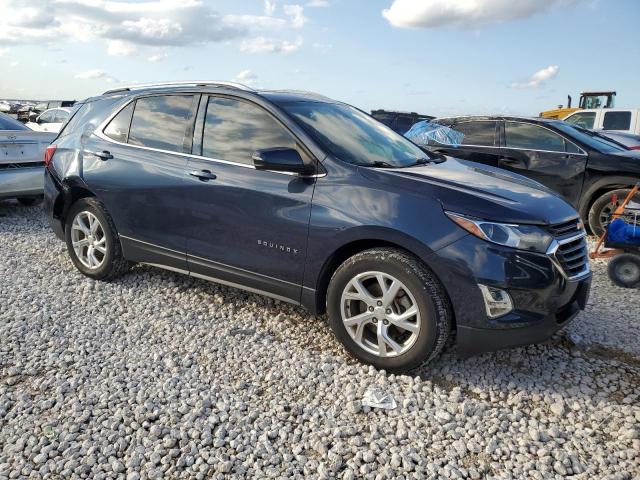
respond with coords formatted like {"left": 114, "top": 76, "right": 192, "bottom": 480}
{"left": 1, "top": 201, "right": 639, "bottom": 480}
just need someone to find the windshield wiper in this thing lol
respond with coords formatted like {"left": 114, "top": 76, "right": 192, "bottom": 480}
{"left": 370, "top": 160, "right": 396, "bottom": 168}
{"left": 405, "top": 157, "right": 440, "bottom": 167}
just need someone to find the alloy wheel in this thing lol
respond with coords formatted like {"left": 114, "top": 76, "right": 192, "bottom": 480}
{"left": 71, "top": 211, "right": 106, "bottom": 269}
{"left": 340, "top": 271, "right": 421, "bottom": 358}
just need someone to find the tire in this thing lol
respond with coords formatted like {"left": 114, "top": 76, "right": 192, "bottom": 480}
{"left": 17, "top": 195, "right": 43, "bottom": 206}
{"left": 588, "top": 188, "right": 640, "bottom": 237}
{"left": 326, "top": 248, "right": 451, "bottom": 371}
{"left": 608, "top": 253, "right": 640, "bottom": 289}
{"left": 64, "top": 197, "right": 131, "bottom": 280}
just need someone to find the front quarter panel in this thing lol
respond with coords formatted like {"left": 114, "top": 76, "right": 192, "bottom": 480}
{"left": 303, "top": 159, "right": 466, "bottom": 295}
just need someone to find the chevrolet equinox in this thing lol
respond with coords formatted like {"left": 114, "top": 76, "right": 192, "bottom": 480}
{"left": 44, "top": 82, "right": 592, "bottom": 371}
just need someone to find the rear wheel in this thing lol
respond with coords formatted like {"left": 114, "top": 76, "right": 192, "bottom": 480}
{"left": 65, "top": 198, "right": 131, "bottom": 280}
{"left": 588, "top": 188, "right": 640, "bottom": 237}
{"left": 608, "top": 253, "right": 640, "bottom": 289}
{"left": 17, "top": 195, "right": 43, "bottom": 206}
{"left": 326, "top": 248, "right": 451, "bottom": 371}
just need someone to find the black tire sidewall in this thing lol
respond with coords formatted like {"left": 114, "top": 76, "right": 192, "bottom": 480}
{"left": 327, "top": 252, "right": 444, "bottom": 371}
{"left": 608, "top": 254, "right": 640, "bottom": 289}
{"left": 588, "top": 189, "right": 632, "bottom": 237}
{"left": 64, "top": 199, "right": 118, "bottom": 280}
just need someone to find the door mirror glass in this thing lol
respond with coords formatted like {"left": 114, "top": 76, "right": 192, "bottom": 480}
{"left": 252, "top": 148, "right": 313, "bottom": 174}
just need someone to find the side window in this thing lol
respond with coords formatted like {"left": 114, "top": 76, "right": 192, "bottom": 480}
{"left": 202, "top": 97, "right": 297, "bottom": 165}
{"left": 453, "top": 121, "right": 496, "bottom": 146}
{"left": 395, "top": 116, "right": 415, "bottom": 134}
{"left": 53, "top": 110, "right": 70, "bottom": 123}
{"left": 505, "top": 122, "right": 565, "bottom": 152}
{"left": 104, "top": 103, "right": 134, "bottom": 143}
{"left": 128, "top": 95, "right": 195, "bottom": 153}
{"left": 564, "top": 112, "right": 596, "bottom": 129}
{"left": 39, "top": 111, "right": 55, "bottom": 123}
{"left": 603, "top": 111, "right": 632, "bottom": 130}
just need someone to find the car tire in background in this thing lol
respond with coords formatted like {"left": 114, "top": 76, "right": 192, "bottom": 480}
{"left": 64, "top": 197, "right": 131, "bottom": 281}
{"left": 608, "top": 253, "right": 640, "bottom": 289}
{"left": 326, "top": 248, "right": 451, "bottom": 372}
{"left": 17, "top": 195, "right": 43, "bottom": 206}
{"left": 588, "top": 188, "right": 640, "bottom": 237}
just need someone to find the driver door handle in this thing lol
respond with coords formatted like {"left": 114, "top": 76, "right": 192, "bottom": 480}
{"left": 189, "top": 169, "right": 217, "bottom": 181}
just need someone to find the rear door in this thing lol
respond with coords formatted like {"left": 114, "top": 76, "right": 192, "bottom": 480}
{"left": 499, "top": 121, "right": 587, "bottom": 206}
{"left": 184, "top": 95, "right": 317, "bottom": 302}
{"left": 84, "top": 94, "right": 198, "bottom": 270}
{"left": 431, "top": 120, "right": 501, "bottom": 167}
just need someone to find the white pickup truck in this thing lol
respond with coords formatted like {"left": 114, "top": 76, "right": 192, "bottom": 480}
{"left": 564, "top": 108, "right": 640, "bottom": 135}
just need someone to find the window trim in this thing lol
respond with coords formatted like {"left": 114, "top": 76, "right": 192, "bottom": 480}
{"left": 95, "top": 93, "right": 325, "bottom": 177}
{"left": 503, "top": 120, "right": 587, "bottom": 156}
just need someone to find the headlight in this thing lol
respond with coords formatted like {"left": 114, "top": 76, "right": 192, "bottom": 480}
{"left": 446, "top": 212, "right": 553, "bottom": 253}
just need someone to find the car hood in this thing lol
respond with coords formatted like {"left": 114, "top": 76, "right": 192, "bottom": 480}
{"left": 361, "top": 157, "right": 579, "bottom": 225}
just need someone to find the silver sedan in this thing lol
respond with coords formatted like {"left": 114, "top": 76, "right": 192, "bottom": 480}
{"left": 0, "top": 112, "right": 56, "bottom": 205}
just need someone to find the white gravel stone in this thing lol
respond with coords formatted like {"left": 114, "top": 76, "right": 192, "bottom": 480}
{"left": 0, "top": 203, "right": 639, "bottom": 479}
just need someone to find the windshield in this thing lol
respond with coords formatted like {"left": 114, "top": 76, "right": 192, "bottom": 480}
{"left": 279, "top": 101, "right": 432, "bottom": 167}
{"left": 554, "top": 122, "right": 627, "bottom": 153}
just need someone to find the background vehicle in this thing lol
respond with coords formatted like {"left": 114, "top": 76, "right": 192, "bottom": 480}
{"left": 563, "top": 108, "right": 640, "bottom": 135}
{"left": 419, "top": 115, "right": 640, "bottom": 235}
{"left": 44, "top": 81, "right": 590, "bottom": 371}
{"left": 0, "top": 112, "right": 55, "bottom": 205}
{"left": 540, "top": 90, "right": 616, "bottom": 119}
{"left": 26, "top": 107, "right": 72, "bottom": 133}
{"left": 597, "top": 131, "right": 640, "bottom": 150}
{"left": 371, "top": 109, "right": 434, "bottom": 134}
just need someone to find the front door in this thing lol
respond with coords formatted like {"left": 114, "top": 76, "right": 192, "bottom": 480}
{"left": 499, "top": 121, "right": 587, "bottom": 206}
{"left": 184, "top": 95, "right": 317, "bottom": 302}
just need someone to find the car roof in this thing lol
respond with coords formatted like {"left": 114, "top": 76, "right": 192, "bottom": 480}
{"left": 41, "top": 107, "right": 72, "bottom": 114}
{"left": 567, "top": 108, "right": 640, "bottom": 113}
{"left": 434, "top": 115, "right": 562, "bottom": 125}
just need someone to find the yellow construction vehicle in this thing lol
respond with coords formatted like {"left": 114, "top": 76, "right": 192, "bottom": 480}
{"left": 540, "top": 90, "right": 616, "bottom": 119}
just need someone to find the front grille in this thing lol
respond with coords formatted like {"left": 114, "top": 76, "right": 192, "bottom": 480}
{"left": 547, "top": 218, "right": 582, "bottom": 237}
{"left": 555, "top": 236, "right": 589, "bottom": 279}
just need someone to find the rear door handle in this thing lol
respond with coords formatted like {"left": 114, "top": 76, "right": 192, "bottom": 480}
{"left": 84, "top": 150, "right": 113, "bottom": 161}
{"left": 189, "top": 169, "right": 217, "bottom": 181}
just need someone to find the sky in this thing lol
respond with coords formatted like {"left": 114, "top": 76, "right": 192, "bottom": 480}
{"left": 0, "top": 0, "right": 638, "bottom": 117}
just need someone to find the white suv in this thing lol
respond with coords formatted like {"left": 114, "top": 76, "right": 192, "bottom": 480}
{"left": 564, "top": 108, "right": 640, "bottom": 135}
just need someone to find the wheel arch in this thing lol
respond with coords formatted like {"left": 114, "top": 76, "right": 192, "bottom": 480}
{"left": 579, "top": 176, "right": 640, "bottom": 219}
{"left": 308, "top": 235, "right": 454, "bottom": 331}
{"left": 56, "top": 178, "right": 97, "bottom": 233}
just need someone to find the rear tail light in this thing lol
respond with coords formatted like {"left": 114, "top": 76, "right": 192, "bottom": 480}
{"left": 629, "top": 146, "right": 640, "bottom": 150}
{"left": 44, "top": 144, "right": 57, "bottom": 166}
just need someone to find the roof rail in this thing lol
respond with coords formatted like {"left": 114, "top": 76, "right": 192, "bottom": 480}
{"left": 102, "top": 81, "right": 255, "bottom": 95}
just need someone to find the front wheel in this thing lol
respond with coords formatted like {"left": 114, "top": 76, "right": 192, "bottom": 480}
{"left": 64, "top": 198, "right": 131, "bottom": 280}
{"left": 326, "top": 248, "right": 451, "bottom": 371}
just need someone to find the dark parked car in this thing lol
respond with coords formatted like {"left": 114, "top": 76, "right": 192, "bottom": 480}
{"left": 44, "top": 82, "right": 590, "bottom": 370}
{"left": 371, "top": 109, "right": 434, "bottom": 134}
{"left": 596, "top": 130, "right": 640, "bottom": 150}
{"left": 421, "top": 116, "right": 640, "bottom": 235}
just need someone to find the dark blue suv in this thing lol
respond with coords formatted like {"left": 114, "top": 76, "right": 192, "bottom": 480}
{"left": 44, "top": 81, "right": 591, "bottom": 371}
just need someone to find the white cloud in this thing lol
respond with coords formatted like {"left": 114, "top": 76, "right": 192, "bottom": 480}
{"left": 0, "top": 48, "right": 8, "bottom": 57}
{"left": 0, "top": 0, "right": 307, "bottom": 56}
{"left": 147, "top": 52, "right": 169, "bottom": 62}
{"left": 107, "top": 40, "right": 136, "bottom": 56}
{"left": 240, "top": 36, "right": 302, "bottom": 54}
{"left": 307, "top": 0, "right": 330, "bottom": 6}
{"left": 233, "top": 69, "right": 258, "bottom": 85}
{"left": 264, "top": 0, "right": 277, "bottom": 16}
{"left": 511, "top": 65, "right": 559, "bottom": 89}
{"left": 283, "top": 4, "right": 307, "bottom": 28}
{"left": 382, "top": 0, "right": 583, "bottom": 28}
{"left": 75, "top": 69, "right": 119, "bottom": 83}
{"left": 10, "top": 61, "right": 19, "bottom": 67}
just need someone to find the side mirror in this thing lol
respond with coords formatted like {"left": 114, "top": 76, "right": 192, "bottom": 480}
{"left": 252, "top": 148, "right": 314, "bottom": 175}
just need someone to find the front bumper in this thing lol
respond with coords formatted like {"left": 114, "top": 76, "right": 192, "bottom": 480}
{"left": 428, "top": 234, "right": 592, "bottom": 356}
{"left": 0, "top": 166, "right": 44, "bottom": 199}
